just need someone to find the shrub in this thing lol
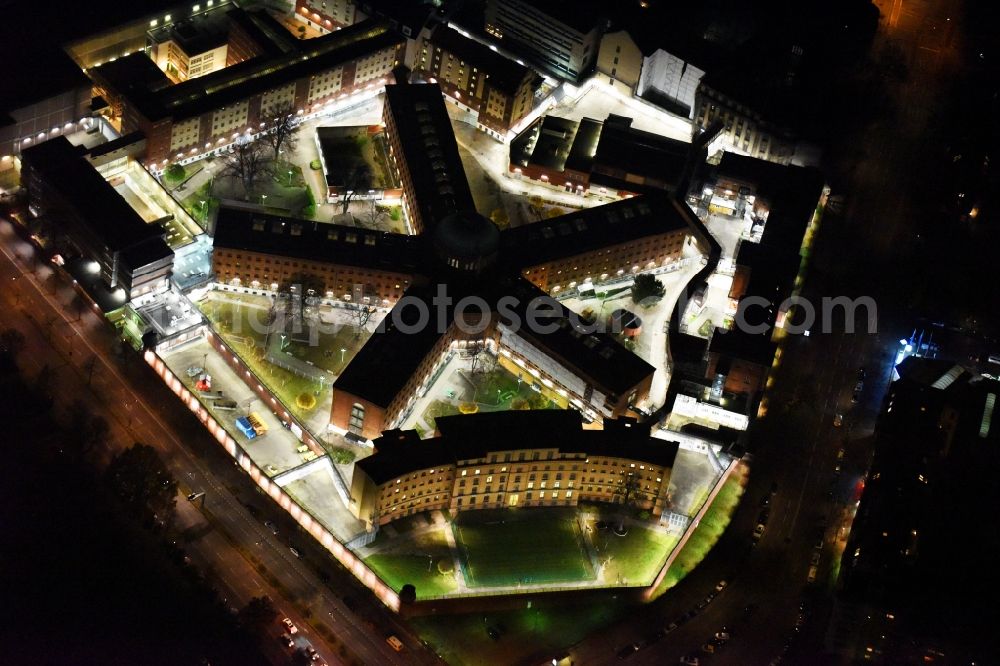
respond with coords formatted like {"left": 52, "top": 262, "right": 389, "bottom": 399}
{"left": 165, "top": 163, "right": 186, "bottom": 182}
{"left": 296, "top": 392, "right": 317, "bottom": 410}
{"left": 329, "top": 447, "right": 355, "bottom": 464}
{"left": 310, "top": 160, "right": 322, "bottom": 170}
{"left": 459, "top": 402, "right": 479, "bottom": 414}
{"left": 510, "top": 397, "right": 530, "bottom": 410}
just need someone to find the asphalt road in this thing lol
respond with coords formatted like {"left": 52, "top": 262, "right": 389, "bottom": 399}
{"left": 564, "top": 1, "right": 961, "bottom": 663}
{"left": 0, "top": 219, "right": 441, "bottom": 666}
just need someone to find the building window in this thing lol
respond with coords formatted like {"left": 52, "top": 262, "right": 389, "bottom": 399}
{"left": 349, "top": 403, "right": 365, "bottom": 434}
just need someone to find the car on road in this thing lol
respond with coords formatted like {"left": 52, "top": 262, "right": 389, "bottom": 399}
{"left": 616, "top": 642, "right": 641, "bottom": 659}
{"left": 858, "top": 367, "right": 867, "bottom": 381}
{"left": 289, "top": 546, "right": 301, "bottom": 558}
{"left": 715, "top": 579, "right": 728, "bottom": 593}
{"left": 306, "top": 646, "right": 320, "bottom": 661}
{"left": 807, "top": 565, "right": 818, "bottom": 583}
{"left": 277, "top": 634, "right": 294, "bottom": 648}
{"left": 281, "top": 617, "right": 298, "bottom": 634}
{"left": 679, "top": 656, "right": 700, "bottom": 666}
{"left": 758, "top": 508, "right": 770, "bottom": 524}
{"left": 665, "top": 621, "right": 679, "bottom": 633}
{"left": 833, "top": 413, "right": 843, "bottom": 427}
{"left": 386, "top": 635, "right": 404, "bottom": 652}
{"left": 715, "top": 630, "right": 731, "bottom": 642}
{"left": 701, "top": 642, "right": 716, "bottom": 654}
{"left": 753, "top": 522, "right": 766, "bottom": 542}
{"left": 264, "top": 521, "right": 278, "bottom": 535}
{"left": 761, "top": 493, "right": 771, "bottom": 506}
{"left": 810, "top": 551, "right": 821, "bottom": 566}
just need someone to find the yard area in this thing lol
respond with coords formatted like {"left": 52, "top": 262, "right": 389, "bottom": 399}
{"left": 197, "top": 294, "right": 330, "bottom": 424}
{"left": 281, "top": 322, "right": 368, "bottom": 375}
{"left": 363, "top": 528, "right": 458, "bottom": 598}
{"left": 591, "top": 521, "right": 681, "bottom": 586}
{"left": 652, "top": 469, "right": 746, "bottom": 597}
{"left": 413, "top": 597, "right": 628, "bottom": 666}
{"left": 454, "top": 509, "right": 594, "bottom": 588}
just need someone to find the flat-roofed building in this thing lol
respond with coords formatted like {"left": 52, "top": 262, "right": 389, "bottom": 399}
{"left": 484, "top": 0, "right": 607, "bottom": 82}
{"left": 20, "top": 136, "right": 174, "bottom": 303}
{"left": 509, "top": 113, "right": 690, "bottom": 198}
{"left": 351, "top": 411, "right": 678, "bottom": 527}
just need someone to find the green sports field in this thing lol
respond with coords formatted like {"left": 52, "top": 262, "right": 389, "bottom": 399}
{"left": 454, "top": 509, "right": 595, "bottom": 587}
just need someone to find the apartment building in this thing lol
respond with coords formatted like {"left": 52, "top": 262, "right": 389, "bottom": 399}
{"left": 90, "top": 20, "right": 404, "bottom": 167}
{"left": 211, "top": 205, "right": 418, "bottom": 304}
{"left": 414, "top": 25, "right": 538, "bottom": 137}
{"left": 350, "top": 411, "right": 678, "bottom": 527}
{"left": 382, "top": 82, "right": 475, "bottom": 233}
{"left": 148, "top": 6, "right": 232, "bottom": 81}
{"left": 294, "top": 0, "right": 357, "bottom": 32}
{"left": 484, "top": 0, "right": 607, "bottom": 82}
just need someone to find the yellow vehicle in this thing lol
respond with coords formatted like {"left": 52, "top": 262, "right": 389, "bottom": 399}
{"left": 247, "top": 412, "right": 268, "bottom": 436}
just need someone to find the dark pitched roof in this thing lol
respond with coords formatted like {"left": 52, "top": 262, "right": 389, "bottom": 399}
{"left": 20, "top": 137, "right": 168, "bottom": 253}
{"left": 359, "top": 411, "right": 679, "bottom": 484}
{"left": 382, "top": 83, "right": 475, "bottom": 224}
{"left": 333, "top": 285, "right": 446, "bottom": 408}
{"left": 212, "top": 205, "right": 421, "bottom": 274}
{"left": 501, "top": 190, "right": 695, "bottom": 269}
{"left": 92, "top": 20, "right": 403, "bottom": 123}
{"left": 427, "top": 25, "right": 535, "bottom": 96}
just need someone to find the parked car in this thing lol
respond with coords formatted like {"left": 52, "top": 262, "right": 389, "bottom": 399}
{"left": 281, "top": 618, "right": 298, "bottom": 634}
{"left": 277, "top": 634, "right": 294, "bottom": 648}
{"left": 386, "top": 636, "right": 404, "bottom": 652}
{"left": 616, "top": 643, "right": 641, "bottom": 660}
{"left": 833, "top": 413, "right": 843, "bottom": 427}
{"left": 807, "top": 566, "right": 818, "bottom": 583}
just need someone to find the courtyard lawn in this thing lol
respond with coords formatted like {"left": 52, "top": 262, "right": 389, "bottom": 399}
{"left": 364, "top": 527, "right": 457, "bottom": 598}
{"left": 365, "top": 553, "right": 458, "bottom": 598}
{"left": 454, "top": 509, "right": 594, "bottom": 587}
{"left": 595, "top": 524, "right": 681, "bottom": 586}
{"left": 283, "top": 323, "right": 368, "bottom": 375}
{"left": 197, "top": 295, "right": 328, "bottom": 422}
{"left": 652, "top": 471, "right": 745, "bottom": 598}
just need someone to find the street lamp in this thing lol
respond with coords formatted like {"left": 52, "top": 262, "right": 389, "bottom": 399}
{"left": 199, "top": 199, "right": 207, "bottom": 221}
{"left": 261, "top": 194, "right": 268, "bottom": 206}
{"left": 340, "top": 347, "right": 346, "bottom": 364}
{"left": 288, "top": 169, "right": 294, "bottom": 186}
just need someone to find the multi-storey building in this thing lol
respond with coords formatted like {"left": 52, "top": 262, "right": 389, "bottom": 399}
{"left": 509, "top": 113, "right": 691, "bottom": 199}
{"left": 211, "top": 205, "right": 418, "bottom": 304}
{"left": 20, "top": 136, "right": 174, "bottom": 304}
{"left": 382, "top": 82, "right": 475, "bottom": 234}
{"left": 90, "top": 19, "right": 405, "bottom": 167}
{"left": 595, "top": 29, "right": 643, "bottom": 96}
{"left": 147, "top": 6, "right": 232, "bottom": 81}
{"left": 294, "top": 0, "right": 357, "bottom": 32}
{"left": 0, "top": 51, "right": 93, "bottom": 161}
{"left": 350, "top": 410, "right": 678, "bottom": 527}
{"left": 413, "top": 25, "right": 538, "bottom": 138}
{"left": 484, "top": 0, "right": 607, "bottom": 82}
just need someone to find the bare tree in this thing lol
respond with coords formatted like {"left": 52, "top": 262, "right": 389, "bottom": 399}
{"left": 264, "top": 103, "right": 299, "bottom": 159}
{"left": 338, "top": 163, "right": 374, "bottom": 215}
{"left": 361, "top": 199, "right": 388, "bottom": 229}
{"left": 612, "top": 472, "right": 649, "bottom": 534}
{"left": 353, "top": 303, "right": 376, "bottom": 337}
{"left": 221, "top": 138, "right": 274, "bottom": 200}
